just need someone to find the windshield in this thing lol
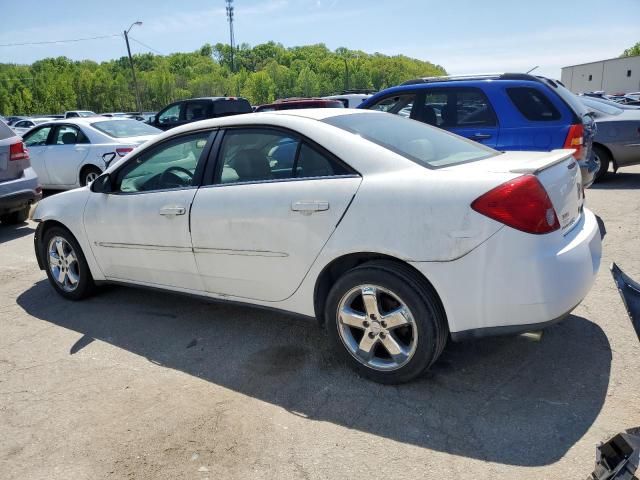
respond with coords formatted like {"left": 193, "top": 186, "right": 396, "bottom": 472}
{"left": 581, "top": 97, "right": 624, "bottom": 116}
{"left": 78, "top": 111, "right": 96, "bottom": 117}
{"left": 91, "top": 119, "right": 161, "bottom": 138}
{"left": 324, "top": 112, "right": 499, "bottom": 168}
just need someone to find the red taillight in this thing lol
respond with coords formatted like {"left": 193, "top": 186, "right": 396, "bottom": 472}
{"left": 9, "top": 142, "right": 29, "bottom": 161}
{"left": 563, "top": 124, "right": 584, "bottom": 160}
{"left": 471, "top": 175, "right": 560, "bottom": 234}
{"left": 116, "top": 147, "right": 133, "bottom": 157}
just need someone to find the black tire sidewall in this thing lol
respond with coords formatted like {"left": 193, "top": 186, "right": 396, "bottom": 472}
{"left": 42, "top": 226, "right": 94, "bottom": 300}
{"left": 81, "top": 167, "right": 102, "bottom": 187}
{"left": 593, "top": 146, "right": 610, "bottom": 181}
{"left": 325, "top": 265, "right": 440, "bottom": 384}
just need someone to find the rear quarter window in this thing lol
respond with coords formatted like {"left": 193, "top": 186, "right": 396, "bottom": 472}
{"left": 507, "top": 87, "right": 561, "bottom": 121}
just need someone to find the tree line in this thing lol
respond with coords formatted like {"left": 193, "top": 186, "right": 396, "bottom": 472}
{"left": 0, "top": 42, "right": 446, "bottom": 115}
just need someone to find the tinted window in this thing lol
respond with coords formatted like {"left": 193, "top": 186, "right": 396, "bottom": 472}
{"left": 92, "top": 119, "right": 161, "bottom": 138}
{"left": 297, "top": 143, "right": 350, "bottom": 178}
{"left": 324, "top": 113, "right": 498, "bottom": 168}
{"left": 507, "top": 87, "right": 561, "bottom": 121}
{"left": 217, "top": 129, "right": 299, "bottom": 184}
{"left": 455, "top": 90, "right": 496, "bottom": 127}
{"left": 23, "top": 126, "right": 52, "bottom": 146}
{"left": 116, "top": 132, "right": 209, "bottom": 193}
{"left": 158, "top": 104, "right": 181, "bottom": 125}
{"left": 212, "top": 98, "right": 253, "bottom": 115}
{"left": 185, "top": 102, "right": 209, "bottom": 121}
{"left": 370, "top": 94, "right": 416, "bottom": 117}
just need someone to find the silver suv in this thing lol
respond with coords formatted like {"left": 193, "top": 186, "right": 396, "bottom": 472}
{"left": 0, "top": 120, "right": 41, "bottom": 224}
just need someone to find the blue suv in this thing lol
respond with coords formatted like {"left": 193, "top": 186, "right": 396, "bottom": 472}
{"left": 359, "top": 74, "right": 598, "bottom": 186}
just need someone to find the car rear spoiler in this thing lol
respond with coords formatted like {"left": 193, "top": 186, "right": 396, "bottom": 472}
{"left": 509, "top": 149, "right": 576, "bottom": 175}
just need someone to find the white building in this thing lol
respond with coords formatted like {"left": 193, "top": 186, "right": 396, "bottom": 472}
{"left": 561, "top": 55, "right": 640, "bottom": 94}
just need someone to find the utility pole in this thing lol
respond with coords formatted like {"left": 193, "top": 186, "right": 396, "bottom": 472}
{"left": 124, "top": 21, "right": 143, "bottom": 113}
{"left": 343, "top": 57, "right": 350, "bottom": 91}
{"left": 226, "top": 0, "right": 235, "bottom": 72}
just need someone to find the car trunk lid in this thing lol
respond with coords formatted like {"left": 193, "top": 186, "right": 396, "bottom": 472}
{"left": 448, "top": 149, "right": 583, "bottom": 233}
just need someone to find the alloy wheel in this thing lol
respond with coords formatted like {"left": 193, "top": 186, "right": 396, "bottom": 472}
{"left": 47, "top": 236, "right": 80, "bottom": 292}
{"left": 85, "top": 171, "right": 99, "bottom": 184}
{"left": 337, "top": 284, "right": 418, "bottom": 371}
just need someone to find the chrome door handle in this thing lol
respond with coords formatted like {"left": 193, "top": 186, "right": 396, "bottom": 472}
{"left": 469, "top": 133, "right": 492, "bottom": 140}
{"left": 159, "top": 206, "right": 186, "bottom": 216}
{"left": 291, "top": 201, "right": 329, "bottom": 213}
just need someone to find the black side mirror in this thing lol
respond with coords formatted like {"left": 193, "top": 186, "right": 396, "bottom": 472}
{"left": 102, "top": 152, "right": 117, "bottom": 168}
{"left": 90, "top": 173, "right": 113, "bottom": 193}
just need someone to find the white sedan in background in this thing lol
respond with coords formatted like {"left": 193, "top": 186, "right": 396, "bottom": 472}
{"left": 12, "top": 118, "right": 51, "bottom": 136}
{"left": 22, "top": 117, "right": 161, "bottom": 189}
{"left": 31, "top": 109, "right": 601, "bottom": 384}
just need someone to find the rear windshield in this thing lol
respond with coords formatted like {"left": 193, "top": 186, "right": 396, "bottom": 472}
{"left": 507, "top": 87, "right": 561, "bottom": 121}
{"left": 323, "top": 113, "right": 498, "bottom": 169}
{"left": 91, "top": 119, "right": 161, "bottom": 138}
{"left": 0, "top": 120, "right": 15, "bottom": 140}
{"left": 581, "top": 97, "right": 623, "bottom": 116}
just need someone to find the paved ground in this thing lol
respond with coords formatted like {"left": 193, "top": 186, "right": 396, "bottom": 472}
{"left": 1, "top": 167, "right": 639, "bottom": 480}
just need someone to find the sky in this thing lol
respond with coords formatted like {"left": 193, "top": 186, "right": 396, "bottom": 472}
{"left": 1, "top": 0, "right": 638, "bottom": 79}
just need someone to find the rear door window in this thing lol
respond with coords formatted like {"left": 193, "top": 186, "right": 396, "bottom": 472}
{"left": 185, "top": 101, "right": 210, "bottom": 121}
{"left": 507, "top": 87, "right": 561, "bottom": 121}
{"left": 52, "top": 125, "right": 89, "bottom": 145}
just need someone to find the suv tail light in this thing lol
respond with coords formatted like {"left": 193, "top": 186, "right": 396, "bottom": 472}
{"left": 116, "top": 147, "right": 133, "bottom": 157}
{"left": 563, "top": 124, "right": 585, "bottom": 160}
{"left": 471, "top": 175, "right": 560, "bottom": 234}
{"left": 9, "top": 141, "right": 29, "bottom": 161}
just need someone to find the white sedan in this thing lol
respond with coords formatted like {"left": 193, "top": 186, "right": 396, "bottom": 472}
{"left": 22, "top": 117, "right": 161, "bottom": 189}
{"left": 31, "top": 109, "right": 602, "bottom": 384}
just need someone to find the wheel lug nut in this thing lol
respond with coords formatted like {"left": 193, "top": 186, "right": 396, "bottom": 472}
{"left": 363, "top": 320, "right": 370, "bottom": 327}
{"left": 369, "top": 314, "right": 376, "bottom": 320}
{"left": 368, "top": 332, "right": 376, "bottom": 339}
{"left": 380, "top": 332, "right": 386, "bottom": 339}
{"left": 381, "top": 321, "right": 387, "bottom": 328}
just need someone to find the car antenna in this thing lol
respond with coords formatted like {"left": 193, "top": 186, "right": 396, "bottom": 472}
{"left": 526, "top": 66, "right": 539, "bottom": 74}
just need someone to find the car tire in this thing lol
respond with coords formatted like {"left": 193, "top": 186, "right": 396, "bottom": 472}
{"left": 0, "top": 206, "right": 29, "bottom": 225}
{"left": 325, "top": 260, "right": 448, "bottom": 384}
{"left": 80, "top": 166, "right": 102, "bottom": 187}
{"left": 41, "top": 226, "right": 95, "bottom": 300}
{"left": 593, "top": 145, "right": 611, "bottom": 182}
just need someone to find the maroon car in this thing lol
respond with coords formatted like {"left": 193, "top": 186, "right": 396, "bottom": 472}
{"left": 254, "top": 98, "right": 345, "bottom": 112}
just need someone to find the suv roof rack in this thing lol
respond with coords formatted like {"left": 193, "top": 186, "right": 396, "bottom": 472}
{"left": 400, "top": 73, "right": 548, "bottom": 86}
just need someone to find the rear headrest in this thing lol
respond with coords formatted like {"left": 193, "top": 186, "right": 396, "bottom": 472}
{"left": 232, "top": 149, "right": 271, "bottom": 181}
{"left": 61, "top": 132, "right": 77, "bottom": 144}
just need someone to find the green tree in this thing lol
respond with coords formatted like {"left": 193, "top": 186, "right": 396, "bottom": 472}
{"left": 622, "top": 42, "right": 640, "bottom": 57}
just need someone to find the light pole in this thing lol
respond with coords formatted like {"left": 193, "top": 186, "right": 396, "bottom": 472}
{"left": 226, "top": 0, "right": 236, "bottom": 72}
{"left": 124, "top": 21, "right": 143, "bottom": 113}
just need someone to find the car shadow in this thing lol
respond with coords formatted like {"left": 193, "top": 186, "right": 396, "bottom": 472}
{"left": 0, "top": 223, "right": 34, "bottom": 243}
{"left": 16, "top": 281, "right": 611, "bottom": 467}
{"left": 591, "top": 172, "right": 640, "bottom": 190}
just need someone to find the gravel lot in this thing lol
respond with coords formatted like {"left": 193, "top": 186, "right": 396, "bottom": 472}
{"left": 1, "top": 167, "right": 639, "bottom": 479}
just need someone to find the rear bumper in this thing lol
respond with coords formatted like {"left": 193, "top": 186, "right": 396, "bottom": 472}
{"left": 410, "top": 208, "right": 602, "bottom": 339}
{"left": 0, "top": 168, "right": 41, "bottom": 215}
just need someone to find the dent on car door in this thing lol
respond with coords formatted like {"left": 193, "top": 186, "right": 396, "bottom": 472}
{"left": 44, "top": 125, "right": 92, "bottom": 186}
{"left": 190, "top": 128, "right": 361, "bottom": 302}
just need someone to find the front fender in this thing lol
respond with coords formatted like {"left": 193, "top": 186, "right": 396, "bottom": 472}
{"left": 31, "top": 188, "right": 106, "bottom": 281}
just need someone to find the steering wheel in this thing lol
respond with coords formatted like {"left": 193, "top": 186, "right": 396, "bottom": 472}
{"left": 160, "top": 166, "right": 194, "bottom": 188}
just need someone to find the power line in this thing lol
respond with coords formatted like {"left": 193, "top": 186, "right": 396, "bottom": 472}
{"left": 0, "top": 34, "right": 121, "bottom": 47}
{"left": 128, "top": 36, "right": 163, "bottom": 55}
